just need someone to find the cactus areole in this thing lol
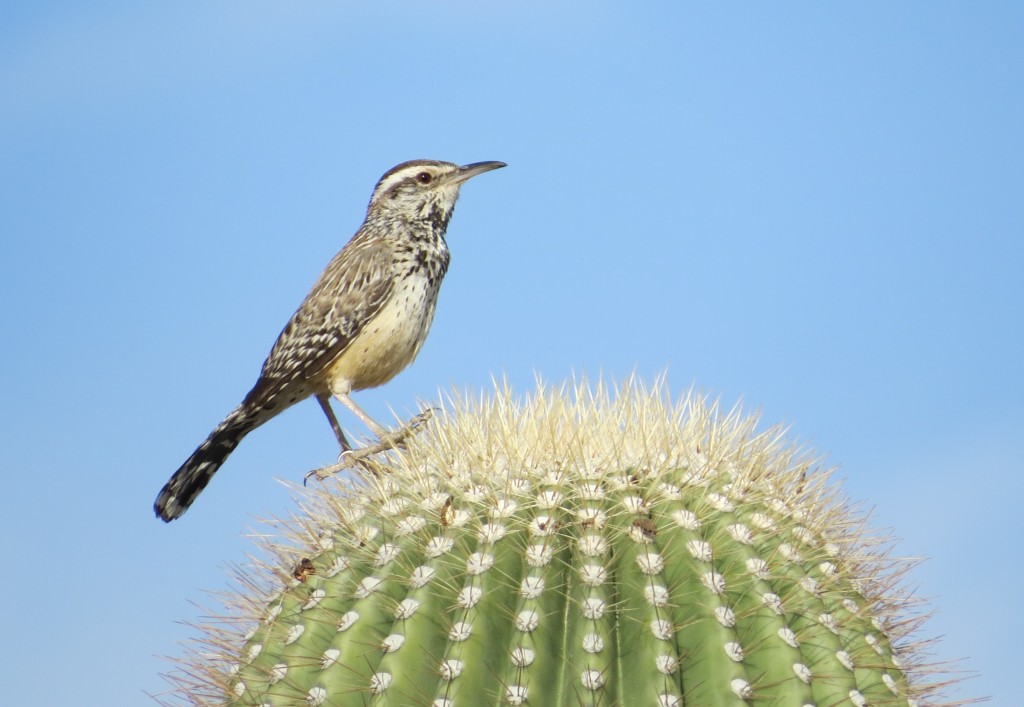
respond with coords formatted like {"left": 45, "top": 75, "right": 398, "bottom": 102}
{"left": 163, "top": 380, "right": 959, "bottom": 706}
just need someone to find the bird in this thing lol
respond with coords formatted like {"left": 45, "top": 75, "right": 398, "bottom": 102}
{"left": 154, "top": 159, "right": 506, "bottom": 522}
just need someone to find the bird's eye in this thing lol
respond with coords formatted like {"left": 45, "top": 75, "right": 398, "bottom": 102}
{"left": 416, "top": 172, "right": 432, "bottom": 184}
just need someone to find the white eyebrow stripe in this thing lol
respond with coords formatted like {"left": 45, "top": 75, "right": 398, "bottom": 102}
{"left": 372, "top": 166, "right": 432, "bottom": 200}
{"left": 372, "top": 173, "right": 411, "bottom": 198}
{"left": 375, "top": 170, "right": 415, "bottom": 194}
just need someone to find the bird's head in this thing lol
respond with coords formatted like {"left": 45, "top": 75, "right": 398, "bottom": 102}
{"left": 367, "top": 159, "right": 506, "bottom": 229}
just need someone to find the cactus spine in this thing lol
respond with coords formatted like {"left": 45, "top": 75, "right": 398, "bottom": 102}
{"left": 163, "top": 379, "right": 961, "bottom": 706}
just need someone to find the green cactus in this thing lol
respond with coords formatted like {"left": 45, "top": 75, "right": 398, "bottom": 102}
{"left": 163, "top": 379, "right": 961, "bottom": 706}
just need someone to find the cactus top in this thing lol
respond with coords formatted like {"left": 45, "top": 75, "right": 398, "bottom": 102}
{"left": 162, "top": 378, "right": 964, "bottom": 706}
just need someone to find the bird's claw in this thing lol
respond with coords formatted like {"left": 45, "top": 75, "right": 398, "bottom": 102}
{"left": 304, "top": 408, "right": 434, "bottom": 483}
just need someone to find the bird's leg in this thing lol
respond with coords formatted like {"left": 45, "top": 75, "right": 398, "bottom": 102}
{"left": 316, "top": 394, "right": 351, "bottom": 452}
{"left": 305, "top": 395, "right": 434, "bottom": 483}
{"left": 333, "top": 391, "right": 390, "bottom": 439}
{"left": 335, "top": 391, "right": 434, "bottom": 449}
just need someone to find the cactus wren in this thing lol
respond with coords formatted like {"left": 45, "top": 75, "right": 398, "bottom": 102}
{"left": 154, "top": 159, "right": 506, "bottom": 521}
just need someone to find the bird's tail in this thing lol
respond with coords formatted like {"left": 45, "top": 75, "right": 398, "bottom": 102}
{"left": 154, "top": 405, "right": 259, "bottom": 522}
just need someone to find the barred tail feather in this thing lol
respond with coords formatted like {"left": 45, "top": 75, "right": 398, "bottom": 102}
{"left": 154, "top": 406, "right": 258, "bottom": 522}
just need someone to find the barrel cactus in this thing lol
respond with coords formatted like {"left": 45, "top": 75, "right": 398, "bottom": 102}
{"left": 163, "top": 379, "right": 961, "bottom": 705}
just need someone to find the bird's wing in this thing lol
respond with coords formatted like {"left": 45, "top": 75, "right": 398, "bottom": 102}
{"left": 244, "top": 238, "right": 395, "bottom": 407}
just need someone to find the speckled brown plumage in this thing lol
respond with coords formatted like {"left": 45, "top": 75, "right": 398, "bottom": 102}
{"left": 154, "top": 160, "right": 505, "bottom": 521}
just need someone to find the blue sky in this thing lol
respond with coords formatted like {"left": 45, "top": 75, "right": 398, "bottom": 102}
{"left": 1, "top": 2, "right": 1021, "bottom": 704}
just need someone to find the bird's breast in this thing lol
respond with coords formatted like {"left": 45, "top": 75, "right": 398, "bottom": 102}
{"left": 326, "top": 270, "right": 443, "bottom": 393}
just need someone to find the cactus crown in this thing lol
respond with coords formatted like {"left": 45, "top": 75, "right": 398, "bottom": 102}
{"left": 161, "top": 378, "right": 963, "bottom": 706}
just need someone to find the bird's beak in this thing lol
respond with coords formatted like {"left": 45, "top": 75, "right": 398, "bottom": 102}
{"left": 451, "top": 161, "right": 507, "bottom": 184}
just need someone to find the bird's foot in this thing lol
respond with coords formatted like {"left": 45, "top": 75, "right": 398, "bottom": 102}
{"left": 304, "top": 408, "right": 435, "bottom": 483}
